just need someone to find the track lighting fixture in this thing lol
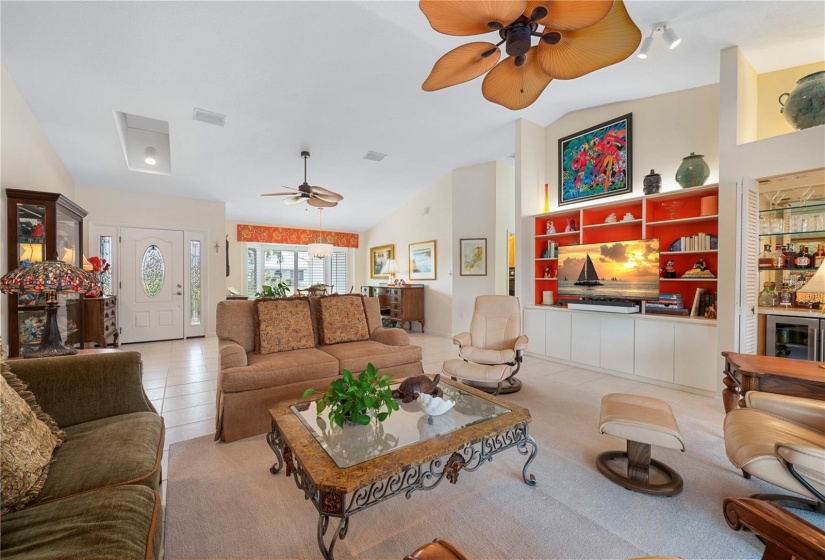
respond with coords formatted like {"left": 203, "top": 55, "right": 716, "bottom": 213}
{"left": 637, "top": 22, "right": 680, "bottom": 59}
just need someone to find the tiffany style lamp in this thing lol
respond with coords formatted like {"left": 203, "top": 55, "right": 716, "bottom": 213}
{"left": 1, "top": 260, "right": 97, "bottom": 358}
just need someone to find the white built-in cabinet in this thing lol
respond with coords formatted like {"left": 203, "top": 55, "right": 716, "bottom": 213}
{"left": 523, "top": 306, "right": 717, "bottom": 394}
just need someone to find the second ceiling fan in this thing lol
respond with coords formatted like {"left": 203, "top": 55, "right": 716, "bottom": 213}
{"left": 262, "top": 151, "right": 344, "bottom": 208}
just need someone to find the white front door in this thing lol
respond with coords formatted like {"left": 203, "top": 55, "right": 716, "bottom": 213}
{"left": 120, "top": 227, "right": 184, "bottom": 343}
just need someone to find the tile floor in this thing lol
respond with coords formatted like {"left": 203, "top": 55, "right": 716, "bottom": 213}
{"left": 132, "top": 332, "right": 722, "bottom": 505}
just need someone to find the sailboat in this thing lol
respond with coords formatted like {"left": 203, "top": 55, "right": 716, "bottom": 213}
{"left": 574, "top": 254, "right": 603, "bottom": 287}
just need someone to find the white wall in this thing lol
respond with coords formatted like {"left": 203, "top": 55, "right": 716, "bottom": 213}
{"left": 515, "top": 119, "right": 546, "bottom": 301}
{"left": 357, "top": 172, "right": 454, "bottom": 337}
{"left": 75, "top": 185, "right": 226, "bottom": 337}
{"left": 451, "top": 162, "right": 498, "bottom": 330}
{"left": 1, "top": 62, "right": 78, "bottom": 346}
{"left": 225, "top": 221, "right": 245, "bottom": 293}
{"left": 495, "top": 162, "right": 515, "bottom": 295}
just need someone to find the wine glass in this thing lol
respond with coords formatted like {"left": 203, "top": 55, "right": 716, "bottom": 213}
{"left": 661, "top": 201, "right": 685, "bottom": 220}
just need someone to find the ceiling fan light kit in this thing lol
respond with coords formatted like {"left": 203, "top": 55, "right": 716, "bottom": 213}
{"left": 420, "top": 0, "right": 642, "bottom": 110}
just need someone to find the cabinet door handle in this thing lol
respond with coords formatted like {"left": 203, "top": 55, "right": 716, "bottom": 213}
{"left": 176, "top": 291, "right": 183, "bottom": 296}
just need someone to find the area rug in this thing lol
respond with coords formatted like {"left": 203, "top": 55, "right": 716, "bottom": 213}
{"left": 165, "top": 377, "right": 820, "bottom": 559}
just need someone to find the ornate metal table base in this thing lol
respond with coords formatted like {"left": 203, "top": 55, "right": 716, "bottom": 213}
{"left": 267, "top": 419, "right": 537, "bottom": 560}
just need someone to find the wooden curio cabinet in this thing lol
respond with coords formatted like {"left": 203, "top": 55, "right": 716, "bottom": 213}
{"left": 5, "top": 189, "right": 88, "bottom": 358}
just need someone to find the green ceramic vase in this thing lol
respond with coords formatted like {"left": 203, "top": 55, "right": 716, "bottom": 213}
{"left": 779, "top": 71, "right": 825, "bottom": 130}
{"left": 675, "top": 152, "right": 710, "bottom": 189}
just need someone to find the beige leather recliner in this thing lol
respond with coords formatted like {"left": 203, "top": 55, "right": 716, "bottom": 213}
{"left": 724, "top": 391, "right": 825, "bottom": 512}
{"left": 442, "top": 295, "right": 527, "bottom": 395}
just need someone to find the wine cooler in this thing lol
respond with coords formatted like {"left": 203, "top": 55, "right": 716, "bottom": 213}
{"left": 765, "top": 315, "right": 824, "bottom": 360}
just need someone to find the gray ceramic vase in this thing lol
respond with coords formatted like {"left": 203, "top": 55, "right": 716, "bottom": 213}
{"left": 779, "top": 71, "right": 825, "bottom": 130}
{"left": 643, "top": 169, "right": 661, "bottom": 195}
{"left": 675, "top": 153, "right": 710, "bottom": 189}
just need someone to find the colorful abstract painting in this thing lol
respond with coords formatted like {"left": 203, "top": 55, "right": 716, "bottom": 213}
{"left": 558, "top": 113, "right": 632, "bottom": 206}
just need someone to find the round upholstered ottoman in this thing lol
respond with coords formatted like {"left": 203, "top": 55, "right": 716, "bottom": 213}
{"left": 596, "top": 393, "right": 685, "bottom": 496}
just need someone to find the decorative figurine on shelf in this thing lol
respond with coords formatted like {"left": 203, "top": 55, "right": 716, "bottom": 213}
{"left": 664, "top": 259, "right": 677, "bottom": 278}
{"left": 622, "top": 212, "right": 635, "bottom": 222}
{"left": 546, "top": 220, "right": 556, "bottom": 234}
{"left": 544, "top": 266, "right": 551, "bottom": 278}
{"left": 682, "top": 256, "right": 715, "bottom": 278}
{"left": 32, "top": 223, "right": 44, "bottom": 239}
{"left": 704, "top": 303, "right": 717, "bottom": 320}
{"left": 565, "top": 217, "right": 577, "bottom": 232}
{"left": 605, "top": 212, "right": 617, "bottom": 223}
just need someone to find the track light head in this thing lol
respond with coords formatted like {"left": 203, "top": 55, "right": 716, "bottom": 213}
{"left": 662, "top": 26, "right": 681, "bottom": 49}
{"left": 637, "top": 36, "right": 654, "bottom": 59}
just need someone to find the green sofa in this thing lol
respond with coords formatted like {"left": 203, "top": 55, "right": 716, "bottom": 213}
{"left": 1, "top": 351, "right": 164, "bottom": 560}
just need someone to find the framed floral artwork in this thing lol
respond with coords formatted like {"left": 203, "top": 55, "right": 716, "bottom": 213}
{"left": 408, "top": 240, "right": 436, "bottom": 280}
{"left": 558, "top": 113, "right": 632, "bottom": 206}
{"left": 370, "top": 245, "right": 394, "bottom": 279}
{"left": 460, "top": 238, "right": 487, "bottom": 276}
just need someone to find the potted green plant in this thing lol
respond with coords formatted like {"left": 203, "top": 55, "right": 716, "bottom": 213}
{"left": 303, "top": 363, "right": 399, "bottom": 427}
{"left": 255, "top": 279, "right": 291, "bottom": 299}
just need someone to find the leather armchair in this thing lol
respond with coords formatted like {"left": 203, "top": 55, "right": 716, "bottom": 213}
{"left": 441, "top": 295, "right": 527, "bottom": 395}
{"left": 724, "top": 391, "right": 825, "bottom": 512}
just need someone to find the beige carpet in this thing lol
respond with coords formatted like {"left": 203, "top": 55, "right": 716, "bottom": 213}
{"left": 165, "top": 372, "right": 822, "bottom": 559}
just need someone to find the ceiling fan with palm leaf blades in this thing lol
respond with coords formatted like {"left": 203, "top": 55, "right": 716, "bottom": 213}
{"left": 420, "top": 0, "right": 641, "bottom": 110}
{"left": 261, "top": 151, "right": 344, "bottom": 208}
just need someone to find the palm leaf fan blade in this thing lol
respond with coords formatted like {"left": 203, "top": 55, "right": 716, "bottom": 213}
{"left": 261, "top": 192, "right": 296, "bottom": 197}
{"left": 525, "top": 0, "right": 613, "bottom": 31}
{"left": 537, "top": 0, "right": 640, "bottom": 80}
{"left": 423, "top": 42, "right": 501, "bottom": 91}
{"left": 284, "top": 196, "right": 307, "bottom": 205}
{"left": 481, "top": 47, "right": 552, "bottom": 110}
{"left": 308, "top": 198, "right": 337, "bottom": 208}
{"left": 419, "top": 0, "right": 528, "bottom": 36}
{"left": 310, "top": 186, "right": 344, "bottom": 201}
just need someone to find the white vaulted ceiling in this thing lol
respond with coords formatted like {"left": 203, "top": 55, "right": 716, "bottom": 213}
{"left": 2, "top": 1, "right": 823, "bottom": 232}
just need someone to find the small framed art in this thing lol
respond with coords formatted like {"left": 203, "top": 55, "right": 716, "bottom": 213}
{"left": 460, "top": 238, "right": 487, "bottom": 276}
{"left": 370, "top": 245, "right": 394, "bottom": 279}
{"left": 408, "top": 240, "right": 436, "bottom": 280}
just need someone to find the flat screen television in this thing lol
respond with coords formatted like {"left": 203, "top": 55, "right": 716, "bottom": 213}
{"left": 558, "top": 238, "right": 660, "bottom": 301}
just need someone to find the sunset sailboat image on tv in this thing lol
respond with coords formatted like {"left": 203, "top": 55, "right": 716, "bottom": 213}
{"left": 558, "top": 239, "right": 660, "bottom": 300}
{"left": 574, "top": 254, "right": 603, "bottom": 287}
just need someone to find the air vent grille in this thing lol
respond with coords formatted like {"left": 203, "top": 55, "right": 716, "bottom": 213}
{"left": 363, "top": 151, "right": 387, "bottom": 162}
{"left": 193, "top": 108, "right": 226, "bottom": 127}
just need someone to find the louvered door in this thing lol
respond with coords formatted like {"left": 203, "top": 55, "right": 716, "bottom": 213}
{"left": 738, "top": 178, "right": 760, "bottom": 354}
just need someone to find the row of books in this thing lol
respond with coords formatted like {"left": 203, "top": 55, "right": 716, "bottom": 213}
{"left": 646, "top": 293, "right": 688, "bottom": 316}
{"left": 672, "top": 233, "right": 715, "bottom": 252}
{"left": 691, "top": 289, "right": 717, "bottom": 317}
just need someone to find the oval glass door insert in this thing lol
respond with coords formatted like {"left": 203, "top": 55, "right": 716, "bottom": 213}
{"left": 141, "top": 244, "right": 165, "bottom": 297}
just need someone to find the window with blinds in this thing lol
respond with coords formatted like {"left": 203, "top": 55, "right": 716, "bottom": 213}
{"left": 331, "top": 253, "right": 347, "bottom": 294}
{"left": 246, "top": 246, "right": 347, "bottom": 296}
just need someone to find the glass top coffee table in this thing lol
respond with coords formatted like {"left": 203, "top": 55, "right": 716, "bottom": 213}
{"left": 267, "top": 378, "right": 537, "bottom": 560}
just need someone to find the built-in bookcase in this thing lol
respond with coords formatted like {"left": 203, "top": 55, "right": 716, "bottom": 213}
{"left": 533, "top": 184, "right": 719, "bottom": 310}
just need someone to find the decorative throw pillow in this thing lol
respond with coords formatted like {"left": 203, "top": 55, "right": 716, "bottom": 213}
{"left": 254, "top": 297, "right": 316, "bottom": 354}
{"left": 317, "top": 294, "right": 370, "bottom": 345}
{"left": 1, "top": 360, "right": 66, "bottom": 514}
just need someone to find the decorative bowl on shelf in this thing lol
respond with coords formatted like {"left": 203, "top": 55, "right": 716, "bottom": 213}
{"left": 661, "top": 200, "right": 685, "bottom": 220}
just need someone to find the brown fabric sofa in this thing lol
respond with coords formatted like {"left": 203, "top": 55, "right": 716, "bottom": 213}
{"left": 1, "top": 352, "right": 164, "bottom": 560}
{"left": 215, "top": 296, "right": 423, "bottom": 442}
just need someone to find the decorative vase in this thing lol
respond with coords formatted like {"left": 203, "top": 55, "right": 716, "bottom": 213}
{"left": 643, "top": 169, "right": 661, "bottom": 195}
{"left": 778, "top": 71, "right": 825, "bottom": 130}
{"left": 675, "top": 153, "right": 710, "bottom": 189}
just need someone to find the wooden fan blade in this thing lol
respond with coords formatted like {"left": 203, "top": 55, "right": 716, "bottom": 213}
{"left": 310, "top": 186, "right": 344, "bottom": 201}
{"left": 537, "top": 0, "right": 640, "bottom": 80}
{"left": 525, "top": 0, "right": 613, "bottom": 31}
{"left": 423, "top": 42, "right": 501, "bottom": 91}
{"left": 283, "top": 195, "right": 307, "bottom": 205}
{"left": 261, "top": 192, "right": 296, "bottom": 197}
{"left": 308, "top": 197, "right": 337, "bottom": 208}
{"left": 420, "top": 0, "right": 527, "bottom": 36}
{"left": 482, "top": 47, "right": 551, "bottom": 110}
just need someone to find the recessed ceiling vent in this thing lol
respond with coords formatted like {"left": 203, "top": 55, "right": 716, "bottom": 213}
{"left": 193, "top": 108, "right": 226, "bottom": 127}
{"left": 363, "top": 151, "right": 387, "bottom": 162}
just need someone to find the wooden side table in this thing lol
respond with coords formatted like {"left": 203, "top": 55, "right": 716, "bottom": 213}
{"left": 83, "top": 296, "right": 119, "bottom": 348}
{"left": 722, "top": 351, "right": 825, "bottom": 413}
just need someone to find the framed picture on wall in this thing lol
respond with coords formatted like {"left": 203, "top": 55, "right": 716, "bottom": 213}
{"left": 459, "top": 238, "right": 487, "bottom": 276}
{"left": 558, "top": 113, "right": 632, "bottom": 206}
{"left": 408, "top": 240, "right": 436, "bottom": 280}
{"left": 370, "top": 244, "right": 394, "bottom": 279}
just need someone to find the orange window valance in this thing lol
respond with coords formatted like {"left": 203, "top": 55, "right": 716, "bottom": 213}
{"left": 237, "top": 224, "right": 359, "bottom": 248}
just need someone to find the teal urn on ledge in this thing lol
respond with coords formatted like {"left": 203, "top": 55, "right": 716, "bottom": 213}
{"left": 779, "top": 71, "right": 825, "bottom": 130}
{"left": 675, "top": 152, "right": 710, "bottom": 189}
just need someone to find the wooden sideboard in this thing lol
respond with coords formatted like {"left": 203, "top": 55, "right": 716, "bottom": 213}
{"left": 83, "top": 296, "right": 119, "bottom": 348}
{"left": 722, "top": 351, "right": 825, "bottom": 413}
{"left": 361, "top": 285, "right": 425, "bottom": 332}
